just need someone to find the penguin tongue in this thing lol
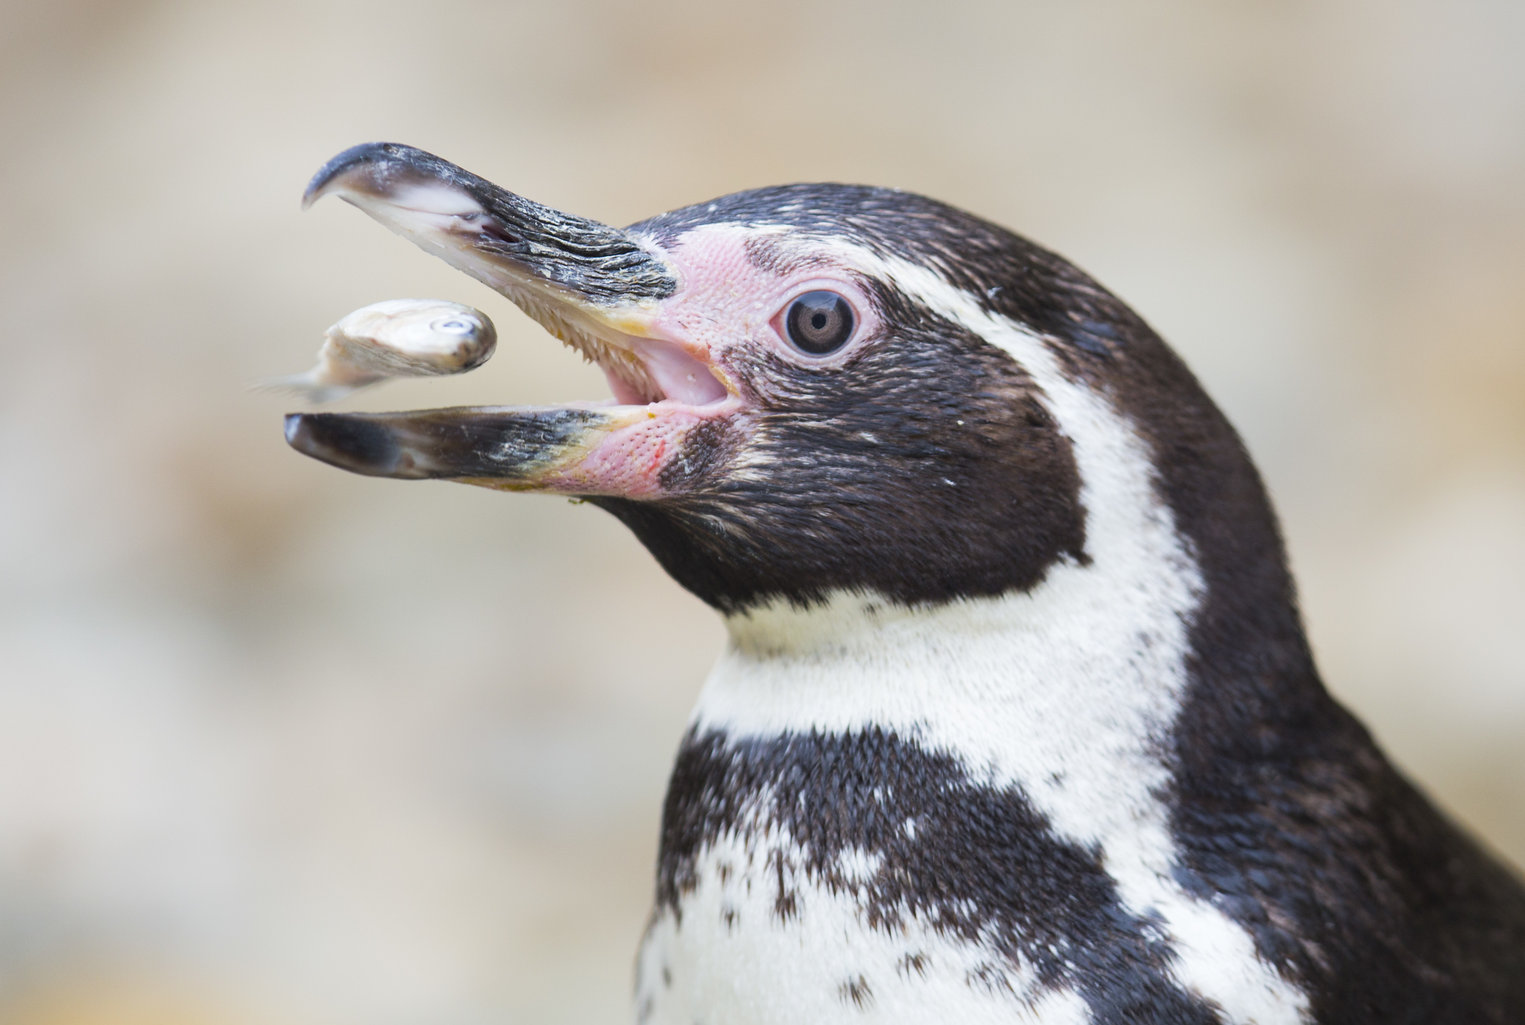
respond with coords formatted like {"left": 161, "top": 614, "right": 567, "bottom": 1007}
{"left": 601, "top": 337, "right": 729, "bottom": 407}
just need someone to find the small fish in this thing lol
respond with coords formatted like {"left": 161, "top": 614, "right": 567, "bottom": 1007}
{"left": 262, "top": 298, "right": 496, "bottom": 403}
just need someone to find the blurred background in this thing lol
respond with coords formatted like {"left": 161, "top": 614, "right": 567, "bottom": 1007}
{"left": 1, "top": 0, "right": 1522, "bottom": 1022}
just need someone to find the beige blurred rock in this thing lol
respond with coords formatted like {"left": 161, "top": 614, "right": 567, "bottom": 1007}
{"left": 0, "top": 971, "right": 279, "bottom": 1025}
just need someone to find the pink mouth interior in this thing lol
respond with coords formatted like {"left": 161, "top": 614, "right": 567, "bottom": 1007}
{"left": 602, "top": 337, "right": 730, "bottom": 407}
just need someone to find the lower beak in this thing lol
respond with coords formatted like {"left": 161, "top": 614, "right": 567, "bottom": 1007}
{"left": 284, "top": 406, "right": 622, "bottom": 489}
{"left": 286, "top": 399, "right": 729, "bottom": 498}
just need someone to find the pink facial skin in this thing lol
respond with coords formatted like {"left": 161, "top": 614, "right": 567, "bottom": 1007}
{"left": 499, "top": 226, "right": 885, "bottom": 501}
{"left": 648, "top": 225, "right": 884, "bottom": 397}
{"left": 563, "top": 405, "right": 722, "bottom": 499}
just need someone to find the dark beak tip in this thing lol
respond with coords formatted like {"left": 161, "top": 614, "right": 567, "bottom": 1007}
{"left": 302, "top": 141, "right": 419, "bottom": 210}
{"left": 284, "top": 411, "right": 408, "bottom": 477}
{"left": 283, "top": 410, "right": 330, "bottom": 459}
{"left": 283, "top": 412, "right": 320, "bottom": 449}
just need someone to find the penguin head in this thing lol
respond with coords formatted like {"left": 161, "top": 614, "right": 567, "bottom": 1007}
{"left": 290, "top": 144, "right": 1272, "bottom": 618}
{"left": 595, "top": 187, "right": 1106, "bottom": 613}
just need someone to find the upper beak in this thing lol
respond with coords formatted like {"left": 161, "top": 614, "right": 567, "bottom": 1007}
{"left": 288, "top": 143, "right": 734, "bottom": 495}
{"left": 302, "top": 141, "right": 677, "bottom": 315}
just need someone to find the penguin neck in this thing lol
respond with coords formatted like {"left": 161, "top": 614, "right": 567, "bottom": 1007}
{"left": 690, "top": 567, "right": 1311, "bottom": 896}
{"left": 690, "top": 441, "right": 1321, "bottom": 834}
{"left": 697, "top": 565, "right": 1202, "bottom": 838}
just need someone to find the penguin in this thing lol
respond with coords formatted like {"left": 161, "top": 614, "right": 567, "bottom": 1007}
{"left": 286, "top": 143, "right": 1525, "bottom": 1025}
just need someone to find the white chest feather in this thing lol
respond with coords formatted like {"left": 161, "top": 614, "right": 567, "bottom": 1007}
{"left": 637, "top": 816, "right": 1095, "bottom": 1025}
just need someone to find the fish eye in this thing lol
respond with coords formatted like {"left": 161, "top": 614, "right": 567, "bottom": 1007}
{"left": 782, "top": 290, "right": 855, "bottom": 356}
{"left": 432, "top": 317, "right": 474, "bottom": 335}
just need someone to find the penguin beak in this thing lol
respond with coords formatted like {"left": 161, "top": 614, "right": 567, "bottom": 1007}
{"left": 285, "top": 404, "right": 664, "bottom": 492}
{"left": 288, "top": 143, "right": 737, "bottom": 497}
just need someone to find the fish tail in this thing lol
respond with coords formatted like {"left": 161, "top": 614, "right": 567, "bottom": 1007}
{"left": 251, "top": 371, "right": 354, "bottom": 405}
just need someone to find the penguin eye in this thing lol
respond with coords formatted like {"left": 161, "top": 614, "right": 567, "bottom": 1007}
{"left": 782, "top": 291, "right": 855, "bottom": 356}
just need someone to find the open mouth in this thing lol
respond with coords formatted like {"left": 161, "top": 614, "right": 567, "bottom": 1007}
{"left": 286, "top": 142, "right": 736, "bottom": 494}
{"left": 519, "top": 297, "right": 731, "bottom": 410}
